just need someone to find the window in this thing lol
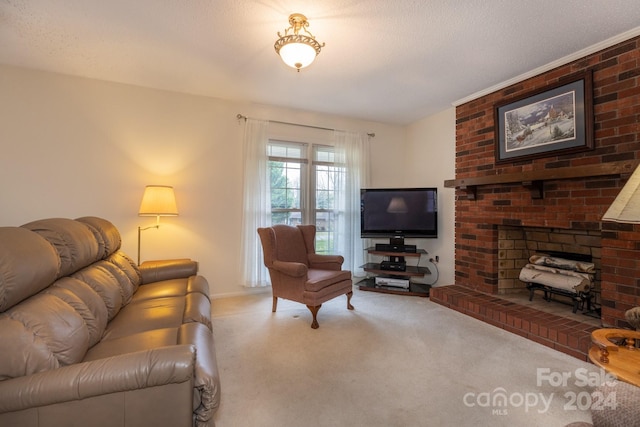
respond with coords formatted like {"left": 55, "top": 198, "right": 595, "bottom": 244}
{"left": 268, "top": 140, "right": 345, "bottom": 254}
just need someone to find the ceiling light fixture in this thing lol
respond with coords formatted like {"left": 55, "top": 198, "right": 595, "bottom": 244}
{"left": 274, "top": 13, "right": 324, "bottom": 72}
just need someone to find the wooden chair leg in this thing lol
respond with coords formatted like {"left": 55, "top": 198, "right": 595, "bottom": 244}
{"left": 307, "top": 304, "right": 321, "bottom": 329}
{"left": 272, "top": 296, "right": 278, "bottom": 313}
{"left": 346, "top": 291, "right": 354, "bottom": 310}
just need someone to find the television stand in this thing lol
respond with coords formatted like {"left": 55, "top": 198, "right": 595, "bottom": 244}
{"left": 358, "top": 246, "right": 431, "bottom": 297}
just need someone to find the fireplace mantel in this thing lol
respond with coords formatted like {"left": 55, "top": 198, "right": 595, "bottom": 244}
{"left": 444, "top": 160, "right": 638, "bottom": 200}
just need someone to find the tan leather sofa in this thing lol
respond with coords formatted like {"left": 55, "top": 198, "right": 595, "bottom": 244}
{"left": 0, "top": 217, "right": 220, "bottom": 427}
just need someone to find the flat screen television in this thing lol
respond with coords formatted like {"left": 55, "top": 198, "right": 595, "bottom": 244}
{"left": 360, "top": 187, "right": 438, "bottom": 239}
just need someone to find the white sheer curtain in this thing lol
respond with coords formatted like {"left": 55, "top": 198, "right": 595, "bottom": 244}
{"left": 240, "top": 119, "right": 271, "bottom": 287}
{"left": 333, "top": 130, "right": 370, "bottom": 276}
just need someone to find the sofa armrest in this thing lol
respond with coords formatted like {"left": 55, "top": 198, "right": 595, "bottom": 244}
{"left": 139, "top": 258, "right": 198, "bottom": 284}
{"left": 308, "top": 253, "right": 344, "bottom": 271}
{"left": 179, "top": 322, "right": 221, "bottom": 427}
{"left": 0, "top": 345, "right": 196, "bottom": 414}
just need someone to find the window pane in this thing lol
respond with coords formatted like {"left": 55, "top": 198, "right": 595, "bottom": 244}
{"left": 314, "top": 145, "right": 334, "bottom": 163}
{"left": 269, "top": 141, "right": 344, "bottom": 255}
{"left": 269, "top": 142, "right": 306, "bottom": 227}
{"left": 271, "top": 189, "right": 287, "bottom": 209}
{"left": 314, "top": 156, "right": 343, "bottom": 253}
{"left": 286, "top": 189, "right": 300, "bottom": 209}
{"left": 269, "top": 141, "right": 306, "bottom": 159}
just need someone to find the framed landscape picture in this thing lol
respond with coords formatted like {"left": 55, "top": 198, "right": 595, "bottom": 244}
{"left": 494, "top": 71, "right": 593, "bottom": 163}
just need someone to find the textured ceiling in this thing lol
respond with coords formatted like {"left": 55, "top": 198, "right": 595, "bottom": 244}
{"left": 2, "top": 0, "right": 640, "bottom": 124}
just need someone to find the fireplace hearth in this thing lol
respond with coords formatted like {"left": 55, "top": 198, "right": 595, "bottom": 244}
{"left": 430, "top": 284, "right": 600, "bottom": 360}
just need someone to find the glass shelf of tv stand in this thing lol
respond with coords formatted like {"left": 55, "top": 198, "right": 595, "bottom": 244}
{"left": 357, "top": 276, "right": 431, "bottom": 297}
{"left": 361, "top": 263, "right": 430, "bottom": 277}
{"left": 365, "top": 247, "right": 427, "bottom": 258}
{"left": 359, "top": 247, "right": 431, "bottom": 296}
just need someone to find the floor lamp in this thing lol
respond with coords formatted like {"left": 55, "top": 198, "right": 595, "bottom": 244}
{"left": 601, "top": 164, "right": 640, "bottom": 328}
{"left": 601, "top": 164, "right": 640, "bottom": 224}
{"left": 137, "top": 185, "right": 179, "bottom": 265}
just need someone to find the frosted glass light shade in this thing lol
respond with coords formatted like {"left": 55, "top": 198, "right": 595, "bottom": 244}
{"left": 138, "top": 185, "right": 178, "bottom": 216}
{"left": 279, "top": 42, "right": 317, "bottom": 70}
{"left": 602, "top": 166, "right": 640, "bottom": 224}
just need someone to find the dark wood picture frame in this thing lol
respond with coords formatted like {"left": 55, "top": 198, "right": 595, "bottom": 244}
{"left": 494, "top": 70, "right": 593, "bottom": 163}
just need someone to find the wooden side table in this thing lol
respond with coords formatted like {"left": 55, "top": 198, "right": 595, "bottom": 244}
{"left": 588, "top": 328, "right": 640, "bottom": 387}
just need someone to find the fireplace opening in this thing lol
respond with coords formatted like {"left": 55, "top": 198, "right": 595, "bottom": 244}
{"left": 498, "top": 225, "right": 601, "bottom": 318}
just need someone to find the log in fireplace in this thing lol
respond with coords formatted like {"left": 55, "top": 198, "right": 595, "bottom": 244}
{"left": 519, "top": 251, "right": 595, "bottom": 314}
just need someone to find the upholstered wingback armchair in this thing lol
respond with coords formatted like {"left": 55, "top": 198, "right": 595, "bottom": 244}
{"left": 257, "top": 224, "right": 353, "bottom": 329}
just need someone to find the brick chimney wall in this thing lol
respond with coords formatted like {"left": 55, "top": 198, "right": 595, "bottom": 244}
{"left": 453, "top": 36, "right": 640, "bottom": 327}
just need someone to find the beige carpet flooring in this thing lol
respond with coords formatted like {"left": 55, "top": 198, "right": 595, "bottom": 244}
{"left": 211, "top": 287, "right": 597, "bottom": 427}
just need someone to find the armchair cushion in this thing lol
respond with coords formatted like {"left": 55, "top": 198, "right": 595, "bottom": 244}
{"left": 306, "top": 269, "right": 352, "bottom": 292}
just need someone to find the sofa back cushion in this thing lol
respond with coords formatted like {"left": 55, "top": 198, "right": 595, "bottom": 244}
{"left": 76, "top": 216, "right": 122, "bottom": 259}
{"left": 106, "top": 251, "right": 142, "bottom": 298}
{"left": 0, "top": 227, "right": 60, "bottom": 312}
{"left": 49, "top": 277, "right": 108, "bottom": 347}
{"left": 22, "top": 218, "right": 100, "bottom": 277}
{"left": 0, "top": 293, "right": 89, "bottom": 380}
{"left": 72, "top": 264, "right": 124, "bottom": 321}
{"left": 95, "top": 260, "right": 137, "bottom": 306}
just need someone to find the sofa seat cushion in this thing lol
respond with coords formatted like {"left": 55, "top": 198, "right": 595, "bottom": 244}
{"left": 101, "top": 297, "right": 186, "bottom": 341}
{"left": 100, "top": 293, "right": 211, "bottom": 341}
{"left": 83, "top": 328, "right": 179, "bottom": 361}
{"left": 132, "top": 276, "right": 209, "bottom": 302}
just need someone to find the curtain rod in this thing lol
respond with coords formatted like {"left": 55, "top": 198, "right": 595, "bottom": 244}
{"left": 236, "top": 114, "right": 375, "bottom": 138}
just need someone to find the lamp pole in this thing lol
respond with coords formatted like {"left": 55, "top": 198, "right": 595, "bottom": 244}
{"left": 137, "top": 221, "right": 159, "bottom": 266}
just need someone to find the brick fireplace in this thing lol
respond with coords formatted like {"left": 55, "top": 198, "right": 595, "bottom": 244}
{"left": 431, "top": 35, "right": 640, "bottom": 360}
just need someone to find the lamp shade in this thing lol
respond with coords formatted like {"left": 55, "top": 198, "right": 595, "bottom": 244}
{"left": 602, "top": 165, "right": 640, "bottom": 224}
{"left": 138, "top": 185, "right": 178, "bottom": 216}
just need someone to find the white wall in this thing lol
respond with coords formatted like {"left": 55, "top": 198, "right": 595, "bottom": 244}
{"left": 0, "top": 64, "right": 412, "bottom": 298}
{"left": 405, "top": 108, "right": 456, "bottom": 286}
